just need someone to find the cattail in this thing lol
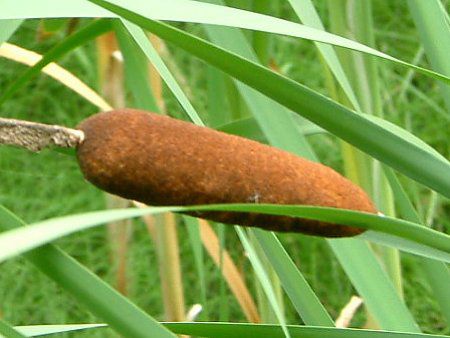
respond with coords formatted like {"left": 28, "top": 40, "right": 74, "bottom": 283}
{"left": 76, "top": 109, "right": 377, "bottom": 237}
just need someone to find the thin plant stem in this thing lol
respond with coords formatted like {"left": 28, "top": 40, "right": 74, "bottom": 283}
{"left": 147, "top": 34, "right": 187, "bottom": 323}
{"left": 97, "top": 31, "right": 132, "bottom": 295}
{"left": 0, "top": 117, "right": 83, "bottom": 152}
{"left": 156, "top": 213, "right": 186, "bottom": 322}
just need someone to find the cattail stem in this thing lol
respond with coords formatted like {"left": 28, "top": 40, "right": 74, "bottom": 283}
{"left": 0, "top": 117, "right": 84, "bottom": 152}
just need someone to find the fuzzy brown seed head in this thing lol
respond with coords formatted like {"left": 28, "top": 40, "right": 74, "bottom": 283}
{"left": 76, "top": 109, "right": 377, "bottom": 237}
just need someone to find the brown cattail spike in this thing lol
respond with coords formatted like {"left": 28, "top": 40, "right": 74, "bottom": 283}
{"left": 76, "top": 109, "right": 377, "bottom": 237}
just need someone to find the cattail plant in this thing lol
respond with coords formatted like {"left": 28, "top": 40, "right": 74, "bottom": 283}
{"left": 1, "top": 1, "right": 450, "bottom": 337}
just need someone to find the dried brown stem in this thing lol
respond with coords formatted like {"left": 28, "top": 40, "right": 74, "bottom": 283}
{"left": 0, "top": 117, "right": 84, "bottom": 152}
{"left": 336, "top": 296, "right": 363, "bottom": 328}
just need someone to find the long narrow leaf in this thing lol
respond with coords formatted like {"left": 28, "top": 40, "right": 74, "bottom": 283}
{"left": 15, "top": 324, "right": 106, "bottom": 337}
{"left": 383, "top": 169, "right": 450, "bottom": 323}
{"left": 361, "top": 230, "right": 450, "bottom": 263}
{"left": 114, "top": 21, "right": 159, "bottom": 112}
{"left": 121, "top": 20, "right": 204, "bottom": 125}
{"left": 2, "top": 0, "right": 450, "bottom": 85}
{"left": 236, "top": 228, "right": 290, "bottom": 338}
{"left": 162, "top": 322, "right": 447, "bottom": 338}
{"left": 183, "top": 216, "right": 208, "bottom": 316}
{"left": 286, "top": 0, "right": 360, "bottom": 111}
{"left": 329, "top": 239, "right": 419, "bottom": 331}
{"left": 0, "top": 320, "right": 27, "bottom": 338}
{"left": 251, "top": 229, "right": 334, "bottom": 326}
{"left": 408, "top": 0, "right": 450, "bottom": 113}
{"left": 0, "top": 206, "right": 176, "bottom": 338}
{"left": 218, "top": 116, "right": 324, "bottom": 142}
{"left": 1, "top": 204, "right": 449, "bottom": 264}
{"left": 203, "top": 11, "right": 315, "bottom": 158}
{"left": 0, "top": 19, "right": 23, "bottom": 43}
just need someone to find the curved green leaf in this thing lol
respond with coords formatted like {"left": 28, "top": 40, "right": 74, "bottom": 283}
{"left": 162, "top": 322, "right": 447, "bottom": 338}
{"left": 0, "top": 204, "right": 449, "bottom": 264}
{"left": 15, "top": 324, "right": 106, "bottom": 337}
{"left": 2, "top": 0, "right": 450, "bottom": 85}
{"left": 361, "top": 230, "right": 450, "bottom": 263}
{"left": 0, "top": 206, "right": 176, "bottom": 338}
{"left": 364, "top": 115, "right": 448, "bottom": 163}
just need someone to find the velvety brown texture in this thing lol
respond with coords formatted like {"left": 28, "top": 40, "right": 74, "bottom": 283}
{"left": 76, "top": 109, "right": 377, "bottom": 237}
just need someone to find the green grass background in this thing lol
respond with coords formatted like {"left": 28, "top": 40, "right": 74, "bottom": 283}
{"left": 0, "top": 1, "right": 449, "bottom": 335}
